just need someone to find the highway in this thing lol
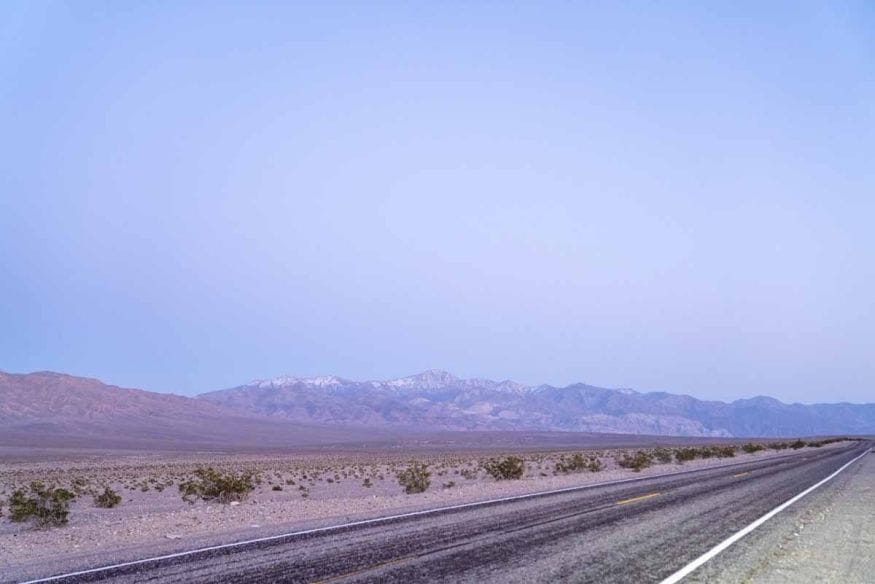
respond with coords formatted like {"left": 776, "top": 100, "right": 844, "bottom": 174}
{"left": 21, "top": 442, "right": 871, "bottom": 584}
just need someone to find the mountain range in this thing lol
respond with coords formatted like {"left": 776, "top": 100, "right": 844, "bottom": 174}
{"left": 199, "top": 369, "right": 875, "bottom": 438}
{"left": 0, "top": 371, "right": 388, "bottom": 450}
{"left": 2, "top": 369, "right": 873, "bottom": 450}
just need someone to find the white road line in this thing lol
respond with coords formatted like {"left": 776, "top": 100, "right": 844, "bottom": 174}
{"left": 17, "top": 446, "right": 852, "bottom": 584}
{"left": 659, "top": 448, "right": 871, "bottom": 584}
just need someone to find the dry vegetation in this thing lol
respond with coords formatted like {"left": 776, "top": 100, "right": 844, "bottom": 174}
{"left": 0, "top": 433, "right": 855, "bottom": 575}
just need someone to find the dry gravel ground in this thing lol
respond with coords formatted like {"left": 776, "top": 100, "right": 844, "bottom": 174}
{"left": 700, "top": 448, "right": 874, "bottom": 584}
{"left": 0, "top": 442, "right": 849, "bottom": 581}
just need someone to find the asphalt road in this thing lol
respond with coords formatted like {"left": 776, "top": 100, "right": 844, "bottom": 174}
{"left": 21, "top": 442, "right": 871, "bottom": 584}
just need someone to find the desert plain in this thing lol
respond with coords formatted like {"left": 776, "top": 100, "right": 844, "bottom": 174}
{"left": 0, "top": 436, "right": 849, "bottom": 582}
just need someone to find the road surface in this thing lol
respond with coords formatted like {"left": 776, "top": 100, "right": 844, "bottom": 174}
{"left": 18, "top": 442, "right": 871, "bottom": 584}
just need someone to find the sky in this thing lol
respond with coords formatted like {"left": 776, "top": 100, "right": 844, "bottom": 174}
{"left": 2, "top": 2, "right": 873, "bottom": 403}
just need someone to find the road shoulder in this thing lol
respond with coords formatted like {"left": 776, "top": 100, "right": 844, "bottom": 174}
{"left": 703, "top": 450, "right": 873, "bottom": 584}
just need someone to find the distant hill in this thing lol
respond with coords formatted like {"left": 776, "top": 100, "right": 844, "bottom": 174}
{"left": 199, "top": 369, "right": 875, "bottom": 438}
{"left": 0, "top": 371, "right": 387, "bottom": 450}
{"left": 3, "top": 369, "right": 873, "bottom": 449}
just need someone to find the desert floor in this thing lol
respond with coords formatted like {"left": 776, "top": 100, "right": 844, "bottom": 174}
{"left": 0, "top": 440, "right": 849, "bottom": 581}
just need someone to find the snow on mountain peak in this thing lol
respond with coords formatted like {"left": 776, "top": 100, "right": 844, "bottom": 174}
{"left": 386, "top": 369, "right": 460, "bottom": 389}
{"left": 253, "top": 375, "right": 345, "bottom": 389}
{"left": 249, "top": 370, "right": 533, "bottom": 393}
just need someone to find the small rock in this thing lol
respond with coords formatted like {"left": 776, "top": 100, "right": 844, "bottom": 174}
{"left": 165, "top": 534, "right": 182, "bottom": 540}
{"left": 229, "top": 501, "right": 240, "bottom": 507}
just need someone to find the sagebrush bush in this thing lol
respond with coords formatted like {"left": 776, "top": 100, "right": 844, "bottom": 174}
{"left": 9, "top": 482, "right": 76, "bottom": 528}
{"left": 179, "top": 467, "right": 254, "bottom": 504}
{"left": 790, "top": 439, "right": 807, "bottom": 450}
{"left": 93, "top": 487, "right": 122, "bottom": 508}
{"left": 482, "top": 456, "right": 526, "bottom": 480}
{"left": 673, "top": 445, "right": 737, "bottom": 464}
{"left": 70, "top": 478, "right": 90, "bottom": 496}
{"left": 397, "top": 462, "right": 431, "bottom": 494}
{"left": 616, "top": 451, "right": 653, "bottom": 472}
{"left": 711, "top": 446, "right": 737, "bottom": 458}
{"left": 653, "top": 448, "right": 673, "bottom": 464}
{"left": 555, "top": 453, "right": 603, "bottom": 474}
{"left": 674, "top": 447, "right": 698, "bottom": 463}
{"left": 741, "top": 443, "right": 764, "bottom": 454}
{"left": 460, "top": 467, "right": 479, "bottom": 480}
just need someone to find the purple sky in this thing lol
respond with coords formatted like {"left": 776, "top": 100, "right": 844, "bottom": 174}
{"left": 2, "top": 2, "right": 873, "bottom": 403}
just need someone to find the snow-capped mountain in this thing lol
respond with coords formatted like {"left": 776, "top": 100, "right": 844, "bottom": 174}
{"left": 4, "top": 369, "right": 874, "bottom": 442}
{"left": 198, "top": 370, "right": 875, "bottom": 437}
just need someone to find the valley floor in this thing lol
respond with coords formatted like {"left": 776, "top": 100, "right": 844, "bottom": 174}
{"left": 0, "top": 441, "right": 848, "bottom": 582}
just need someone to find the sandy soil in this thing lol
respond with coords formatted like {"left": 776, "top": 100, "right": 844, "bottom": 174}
{"left": 0, "top": 442, "right": 847, "bottom": 580}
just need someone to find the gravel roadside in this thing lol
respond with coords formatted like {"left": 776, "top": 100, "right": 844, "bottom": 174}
{"left": 694, "top": 449, "right": 873, "bottom": 583}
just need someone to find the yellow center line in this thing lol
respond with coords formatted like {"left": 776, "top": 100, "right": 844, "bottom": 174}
{"left": 733, "top": 471, "right": 751, "bottom": 478}
{"left": 311, "top": 558, "right": 406, "bottom": 584}
{"left": 616, "top": 492, "right": 661, "bottom": 505}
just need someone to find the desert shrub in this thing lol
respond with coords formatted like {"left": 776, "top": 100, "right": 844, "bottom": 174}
{"left": 616, "top": 451, "right": 653, "bottom": 472}
{"left": 178, "top": 467, "right": 254, "bottom": 504}
{"left": 769, "top": 442, "right": 788, "bottom": 450}
{"left": 443, "top": 481, "right": 456, "bottom": 489}
{"left": 653, "top": 448, "right": 673, "bottom": 464}
{"left": 674, "top": 447, "right": 698, "bottom": 463}
{"left": 711, "top": 446, "right": 737, "bottom": 458}
{"left": 805, "top": 438, "right": 846, "bottom": 448}
{"left": 8, "top": 482, "right": 76, "bottom": 528}
{"left": 271, "top": 485, "right": 283, "bottom": 491}
{"left": 397, "top": 462, "right": 431, "bottom": 494}
{"left": 460, "top": 467, "right": 479, "bottom": 480}
{"left": 555, "top": 453, "right": 603, "bottom": 474}
{"left": 741, "top": 443, "right": 765, "bottom": 454}
{"left": 790, "top": 439, "right": 807, "bottom": 450}
{"left": 93, "top": 487, "right": 122, "bottom": 508}
{"left": 482, "top": 456, "right": 526, "bottom": 480}
{"left": 555, "top": 453, "right": 583, "bottom": 473}
{"left": 362, "top": 478, "right": 373, "bottom": 488}
{"left": 71, "top": 478, "right": 91, "bottom": 496}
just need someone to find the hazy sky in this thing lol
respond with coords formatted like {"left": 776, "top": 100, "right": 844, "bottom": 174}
{"left": 2, "top": 2, "right": 873, "bottom": 403}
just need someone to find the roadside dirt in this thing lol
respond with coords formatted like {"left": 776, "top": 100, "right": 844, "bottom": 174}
{"left": 711, "top": 450, "right": 874, "bottom": 584}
